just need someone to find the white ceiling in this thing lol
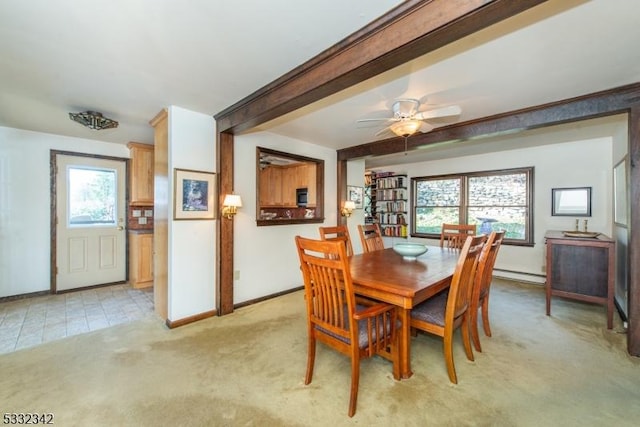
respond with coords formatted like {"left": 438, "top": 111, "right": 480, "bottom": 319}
{"left": 1, "top": 0, "right": 639, "bottom": 167}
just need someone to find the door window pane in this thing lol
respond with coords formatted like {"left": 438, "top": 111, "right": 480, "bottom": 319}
{"left": 68, "top": 166, "right": 117, "bottom": 226}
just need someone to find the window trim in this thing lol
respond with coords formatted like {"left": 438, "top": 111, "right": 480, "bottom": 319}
{"left": 410, "top": 167, "right": 534, "bottom": 246}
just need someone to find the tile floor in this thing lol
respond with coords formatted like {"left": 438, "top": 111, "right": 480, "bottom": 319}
{"left": 0, "top": 284, "right": 155, "bottom": 355}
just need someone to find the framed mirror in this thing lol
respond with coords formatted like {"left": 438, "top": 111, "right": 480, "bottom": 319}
{"left": 551, "top": 187, "right": 592, "bottom": 216}
{"left": 256, "top": 147, "right": 324, "bottom": 226}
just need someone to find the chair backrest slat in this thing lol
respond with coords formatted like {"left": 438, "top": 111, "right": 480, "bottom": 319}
{"left": 473, "top": 230, "right": 506, "bottom": 302}
{"left": 358, "top": 223, "right": 385, "bottom": 253}
{"left": 476, "top": 230, "right": 506, "bottom": 295}
{"left": 296, "top": 236, "right": 355, "bottom": 337}
{"left": 319, "top": 225, "right": 354, "bottom": 257}
{"left": 440, "top": 223, "right": 477, "bottom": 249}
{"left": 447, "top": 234, "right": 487, "bottom": 322}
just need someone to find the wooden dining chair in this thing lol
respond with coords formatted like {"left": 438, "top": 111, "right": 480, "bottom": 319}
{"left": 410, "top": 234, "right": 487, "bottom": 384}
{"left": 440, "top": 223, "right": 477, "bottom": 249}
{"left": 357, "top": 223, "right": 385, "bottom": 253}
{"left": 295, "top": 236, "right": 399, "bottom": 417}
{"left": 319, "top": 225, "right": 354, "bottom": 257}
{"left": 469, "top": 230, "right": 505, "bottom": 352}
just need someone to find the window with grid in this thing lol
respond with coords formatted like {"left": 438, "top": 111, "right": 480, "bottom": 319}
{"left": 411, "top": 167, "right": 534, "bottom": 245}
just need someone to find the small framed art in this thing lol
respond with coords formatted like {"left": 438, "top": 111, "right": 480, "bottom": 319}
{"left": 347, "top": 185, "right": 364, "bottom": 209}
{"left": 551, "top": 187, "right": 591, "bottom": 217}
{"left": 174, "top": 168, "right": 217, "bottom": 220}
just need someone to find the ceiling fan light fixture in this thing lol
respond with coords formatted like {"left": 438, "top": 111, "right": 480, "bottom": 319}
{"left": 69, "top": 111, "right": 119, "bottom": 130}
{"left": 390, "top": 119, "right": 422, "bottom": 137}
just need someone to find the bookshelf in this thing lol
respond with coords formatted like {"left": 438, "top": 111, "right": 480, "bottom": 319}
{"left": 364, "top": 171, "right": 376, "bottom": 224}
{"left": 375, "top": 173, "right": 408, "bottom": 238}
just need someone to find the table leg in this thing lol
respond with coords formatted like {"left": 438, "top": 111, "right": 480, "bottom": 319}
{"left": 398, "top": 307, "right": 413, "bottom": 379}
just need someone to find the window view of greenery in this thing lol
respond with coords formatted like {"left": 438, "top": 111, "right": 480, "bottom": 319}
{"left": 413, "top": 168, "right": 532, "bottom": 244}
{"left": 68, "top": 167, "right": 117, "bottom": 226}
{"left": 414, "top": 178, "right": 461, "bottom": 233}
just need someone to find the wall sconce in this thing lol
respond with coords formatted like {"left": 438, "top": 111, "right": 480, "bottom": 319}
{"left": 222, "top": 194, "right": 243, "bottom": 219}
{"left": 341, "top": 200, "right": 356, "bottom": 217}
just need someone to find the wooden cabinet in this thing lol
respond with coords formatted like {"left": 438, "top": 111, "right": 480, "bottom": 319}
{"left": 306, "top": 164, "right": 316, "bottom": 207}
{"left": 149, "top": 109, "right": 167, "bottom": 319}
{"left": 281, "top": 166, "right": 295, "bottom": 207}
{"left": 129, "top": 232, "right": 153, "bottom": 288}
{"left": 127, "top": 142, "right": 154, "bottom": 205}
{"left": 258, "top": 163, "right": 318, "bottom": 209}
{"left": 544, "top": 230, "right": 615, "bottom": 328}
{"left": 259, "top": 167, "right": 283, "bottom": 206}
{"left": 259, "top": 164, "right": 314, "bottom": 208}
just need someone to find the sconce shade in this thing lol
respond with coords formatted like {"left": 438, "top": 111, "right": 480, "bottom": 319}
{"left": 222, "top": 194, "right": 242, "bottom": 220}
{"left": 341, "top": 200, "right": 356, "bottom": 217}
{"left": 69, "top": 111, "right": 119, "bottom": 130}
{"left": 344, "top": 201, "right": 356, "bottom": 210}
{"left": 223, "top": 194, "right": 243, "bottom": 207}
{"left": 390, "top": 119, "right": 421, "bottom": 137}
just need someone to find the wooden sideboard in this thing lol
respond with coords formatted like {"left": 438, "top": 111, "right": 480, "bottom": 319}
{"left": 544, "top": 230, "right": 615, "bottom": 329}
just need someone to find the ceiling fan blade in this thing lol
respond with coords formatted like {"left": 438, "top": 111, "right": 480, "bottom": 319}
{"left": 356, "top": 117, "right": 397, "bottom": 123}
{"left": 374, "top": 126, "right": 393, "bottom": 137}
{"left": 414, "top": 105, "right": 462, "bottom": 120}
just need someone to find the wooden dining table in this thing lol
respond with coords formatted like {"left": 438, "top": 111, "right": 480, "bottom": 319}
{"left": 349, "top": 246, "right": 460, "bottom": 379}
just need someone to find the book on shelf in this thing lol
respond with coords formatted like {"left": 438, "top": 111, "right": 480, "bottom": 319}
{"left": 376, "top": 175, "right": 406, "bottom": 189}
{"left": 381, "top": 224, "right": 407, "bottom": 237}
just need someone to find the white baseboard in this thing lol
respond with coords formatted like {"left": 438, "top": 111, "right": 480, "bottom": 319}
{"left": 493, "top": 269, "right": 545, "bottom": 285}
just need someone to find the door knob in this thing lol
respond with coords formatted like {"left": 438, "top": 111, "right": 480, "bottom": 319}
{"left": 117, "top": 226, "right": 124, "bottom": 231}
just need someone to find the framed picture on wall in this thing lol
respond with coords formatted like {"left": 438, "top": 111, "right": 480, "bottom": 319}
{"left": 551, "top": 187, "right": 592, "bottom": 217}
{"left": 347, "top": 185, "right": 364, "bottom": 209}
{"left": 173, "top": 168, "right": 217, "bottom": 220}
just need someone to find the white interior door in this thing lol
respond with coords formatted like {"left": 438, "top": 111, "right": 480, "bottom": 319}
{"left": 55, "top": 154, "right": 126, "bottom": 291}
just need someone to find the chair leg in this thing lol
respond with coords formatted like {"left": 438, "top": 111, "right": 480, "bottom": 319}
{"left": 481, "top": 296, "right": 492, "bottom": 337}
{"left": 461, "top": 315, "right": 475, "bottom": 362}
{"left": 443, "top": 331, "right": 457, "bottom": 384}
{"left": 391, "top": 340, "right": 401, "bottom": 381}
{"left": 348, "top": 356, "right": 360, "bottom": 417}
{"left": 305, "top": 336, "right": 316, "bottom": 385}
{"left": 470, "top": 307, "right": 482, "bottom": 353}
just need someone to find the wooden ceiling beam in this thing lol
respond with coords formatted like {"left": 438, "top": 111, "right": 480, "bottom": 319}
{"left": 214, "top": 0, "right": 548, "bottom": 133}
{"left": 338, "top": 81, "right": 640, "bottom": 161}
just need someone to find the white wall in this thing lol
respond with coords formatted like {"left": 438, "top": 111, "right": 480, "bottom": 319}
{"left": 346, "top": 159, "right": 366, "bottom": 254}
{"left": 0, "top": 126, "right": 131, "bottom": 298}
{"left": 233, "top": 131, "right": 337, "bottom": 304}
{"left": 166, "top": 106, "right": 217, "bottom": 320}
{"left": 368, "top": 118, "right": 626, "bottom": 283}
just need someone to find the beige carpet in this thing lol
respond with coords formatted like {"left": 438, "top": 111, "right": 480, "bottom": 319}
{"left": 1, "top": 279, "right": 639, "bottom": 426}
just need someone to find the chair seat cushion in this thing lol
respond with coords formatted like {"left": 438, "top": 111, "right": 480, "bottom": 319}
{"left": 410, "top": 290, "right": 449, "bottom": 327}
{"left": 316, "top": 304, "right": 394, "bottom": 349}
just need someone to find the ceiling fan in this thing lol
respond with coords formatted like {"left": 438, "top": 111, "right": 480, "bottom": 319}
{"left": 357, "top": 98, "right": 462, "bottom": 137}
{"left": 259, "top": 154, "right": 299, "bottom": 169}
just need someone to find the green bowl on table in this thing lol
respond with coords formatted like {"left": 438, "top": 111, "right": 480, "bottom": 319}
{"left": 393, "top": 243, "right": 428, "bottom": 260}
